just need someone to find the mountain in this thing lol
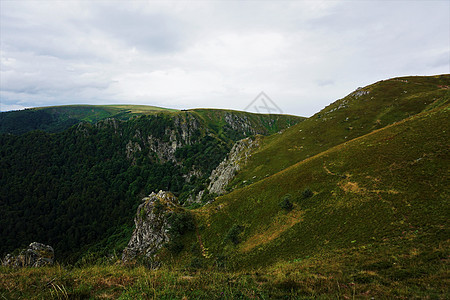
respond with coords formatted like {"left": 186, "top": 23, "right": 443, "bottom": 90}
{"left": 115, "top": 74, "right": 448, "bottom": 296}
{"left": 197, "top": 99, "right": 449, "bottom": 268}
{"left": 0, "top": 108, "right": 302, "bottom": 261}
{"left": 0, "top": 74, "right": 448, "bottom": 298}
{"left": 228, "top": 75, "right": 449, "bottom": 190}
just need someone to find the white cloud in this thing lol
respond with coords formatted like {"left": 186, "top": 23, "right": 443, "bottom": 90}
{"left": 1, "top": 0, "right": 449, "bottom": 115}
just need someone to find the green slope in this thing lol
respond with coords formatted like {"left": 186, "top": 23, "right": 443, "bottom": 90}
{"left": 0, "top": 104, "right": 178, "bottom": 135}
{"left": 230, "top": 74, "right": 450, "bottom": 190}
{"left": 196, "top": 103, "right": 449, "bottom": 269}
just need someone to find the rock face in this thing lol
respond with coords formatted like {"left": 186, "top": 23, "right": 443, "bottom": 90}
{"left": 144, "top": 114, "right": 200, "bottom": 163}
{"left": 2, "top": 242, "right": 54, "bottom": 267}
{"left": 224, "top": 113, "right": 256, "bottom": 135}
{"left": 122, "top": 191, "right": 178, "bottom": 263}
{"left": 196, "top": 136, "right": 260, "bottom": 201}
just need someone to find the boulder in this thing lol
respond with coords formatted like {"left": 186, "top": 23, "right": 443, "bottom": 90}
{"left": 2, "top": 242, "right": 54, "bottom": 267}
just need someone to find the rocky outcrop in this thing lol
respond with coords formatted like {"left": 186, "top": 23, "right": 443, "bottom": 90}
{"left": 131, "top": 113, "right": 200, "bottom": 163}
{"left": 352, "top": 87, "right": 370, "bottom": 98}
{"left": 224, "top": 113, "right": 256, "bottom": 135}
{"left": 196, "top": 136, "right": 260, "bottom": 201}
{"left": 2, "top": 242, "right": 54, "bottom": 267}
{"left": 126, "top": 140, "right": 142, "bottom": 161}
{"left": 122, "top": 191, "right": 178, "bottom": 263}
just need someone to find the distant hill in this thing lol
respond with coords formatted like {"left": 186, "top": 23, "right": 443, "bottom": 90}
{"left": 0, "top": 105, "right": 177, "bottom": 134}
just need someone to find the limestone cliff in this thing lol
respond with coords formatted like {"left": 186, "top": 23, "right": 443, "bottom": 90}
{"left": 122, "top": 191, "right": 179, "bottom": 262}
{"left": 196, "top": 136, "right": 260, "bottom": 201}
{"left": 124, "top": 113, "right": 200, "bottom": 164}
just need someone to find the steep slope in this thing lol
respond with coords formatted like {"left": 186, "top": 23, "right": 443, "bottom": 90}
{"left": 229, "top": 75, "right": 449, "bottom": 190}
{"left": 196, "top": 103, "right": 449, "bottom": 270}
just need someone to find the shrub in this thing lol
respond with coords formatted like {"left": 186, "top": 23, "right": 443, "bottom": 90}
{"left": 282, "top": 194, "right": 292, "bottom": 202}
{"left": 224, "top": 224, "right": 243, "bottom": 245}
{"left": 279, "top": 197, "right": 293, "bottom": 211}
{"left": 302, "top": 189, "right": 313, "bottom": 199}
{"left": 165, "top": 211, "right": 196, "bottom": 255}
{"left": 167, "top": 212, "right": 195, "bottom": 236}
{"left": 201, "top": 190, "right": 218, "bottom": 204}
{"left": 190, "top": 242, "right": 201, "bottom": 255}
{"left": 165, "top": 237, "right": 184, "bottom": 255}
{"left": 139, "top": 207, "right": 147, "bottom": 219}
{"left": 153, "top": 199, "right": 164, "bottom": 214}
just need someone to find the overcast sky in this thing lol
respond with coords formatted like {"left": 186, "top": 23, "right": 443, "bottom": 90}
{"left": 1, "top": 0, "right": 449, "bottom": 116}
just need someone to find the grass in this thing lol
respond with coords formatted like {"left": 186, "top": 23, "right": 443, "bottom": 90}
{"left": 35, "top": 104, "right": 179, "bottom": 122}
{"left": 230, "top": 74, "right": 450, "bottom": 189}
{"left": 1, "top": 239, "right": 447, "bottom": 299}
{"left": 196, "top": 102, "right": 449, "bottom": 271}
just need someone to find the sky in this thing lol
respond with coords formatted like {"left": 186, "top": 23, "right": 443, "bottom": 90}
{"left": 1, "top": 0, "right": 449, "bottom": 116}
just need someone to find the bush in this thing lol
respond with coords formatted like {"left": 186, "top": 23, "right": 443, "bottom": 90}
{"left": 201, "top": 191, "right": 218, "bottom": 204}
{"left": 282, "top": 194, "right": 291, "bottom": 202}
{"left": 279, "top": 197, "right": 293, "bottom": 211}
{"left": 139, "top": 207, "right": 147, "bottom": 219}
{"left": 165, "top": 211, "right": 196, "bottom": 255}
{"left": 165, "top": 237, "right": 184, "bottom": 255}
{"left": 167, "top": 212, "right": 195, "bottom": 236}
{"left": 224, "top": 224, "right": 243, "bottom": 245}
{"left": 153, "top": 199, "right": 164, "bottom": 214}
{"left": 302, "top": 189, "right": 313, "bottom": 199}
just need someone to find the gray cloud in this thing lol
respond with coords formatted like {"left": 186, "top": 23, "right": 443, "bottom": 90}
{"left": 89, "top": 4, "right": 187, "bottom": 54}
{"left": 1, "top": 0, "right": 449, "bottom": 116}
{"left": 316, "top": 79, "right": 335, "bottom": 87}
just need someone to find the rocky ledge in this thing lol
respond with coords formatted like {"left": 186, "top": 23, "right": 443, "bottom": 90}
{"left": 2, "top": 242, "right": 54, "bottom": 268}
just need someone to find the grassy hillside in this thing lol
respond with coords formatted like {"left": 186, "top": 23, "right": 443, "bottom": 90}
{"left": 1, "top": 100, "right": 447, "bottom": 299}
{"left": 2, "top": 245, "right": 446, "bottom": 300}
{"left": 0, "top": 104, "right": 177, "bottom": 134}
{"left": 230, "top": 75, "right": 450, "bottom": 189}
{"left": 37, "top": 104, "right": 178, "bottom": 120}
{"left": 191, "top": 103, "right": 449, "bottom": 291}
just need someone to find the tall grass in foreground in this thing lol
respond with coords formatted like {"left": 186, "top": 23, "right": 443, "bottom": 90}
{"left": 1, "top": 241, "right": 448, "bottom": 299}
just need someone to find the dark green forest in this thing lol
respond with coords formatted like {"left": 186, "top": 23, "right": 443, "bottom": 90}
{"left": 0, "top": 109, "right": 80, "bottom": 134}
{"left": 0, "top": 113, "right": 245, "bottom": 262}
